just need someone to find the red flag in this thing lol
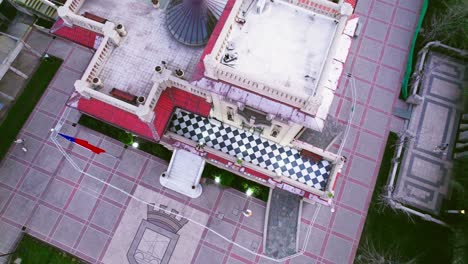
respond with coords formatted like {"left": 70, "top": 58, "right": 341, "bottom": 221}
{"left": 58, "top": 133, "right": 106, "bottom": 154}
{"left": 74, "top": 138, "right": 106, "bottom": 154}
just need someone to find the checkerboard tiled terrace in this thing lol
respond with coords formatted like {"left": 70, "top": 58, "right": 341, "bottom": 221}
{"left": 0, "top": 0, "right": 425, "bottom": 263}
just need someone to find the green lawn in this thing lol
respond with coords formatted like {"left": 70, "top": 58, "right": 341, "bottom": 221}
{"left": 0, "top": 55, "right": 63, "bottom": 161}
{"left": 10, "top": 234, "right": 83, "bottom": 264}
{"left": 356, "top": 132, "right": 452, "bottom": 264}
{"left": 78, "top": 115, "right": 270, "bottom": 201}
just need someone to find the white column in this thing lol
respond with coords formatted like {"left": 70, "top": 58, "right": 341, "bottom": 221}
{"left": 210, "top": 93, "right": 224, "bottom": 120}
{"left": 279, "top": 122, "right": 303, "bottom": 146}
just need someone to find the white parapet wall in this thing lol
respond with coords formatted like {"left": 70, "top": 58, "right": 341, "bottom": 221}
{"left": 204, "top": 0, "right": 355, "bottom": 120}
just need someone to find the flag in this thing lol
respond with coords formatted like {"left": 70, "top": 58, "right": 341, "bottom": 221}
{"left": 58, "top": 133, "right": 106, "bottom": 154}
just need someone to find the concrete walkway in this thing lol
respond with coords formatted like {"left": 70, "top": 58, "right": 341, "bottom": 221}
{"left": 264, "top": 188, "right": 301, "bottom": 259}
{"left": 0, "top": 0, "right": 427, "bottom": 263}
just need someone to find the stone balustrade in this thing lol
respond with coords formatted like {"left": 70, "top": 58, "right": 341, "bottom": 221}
{"left": 82, "top": 36, "right": 113, "bottom": 83}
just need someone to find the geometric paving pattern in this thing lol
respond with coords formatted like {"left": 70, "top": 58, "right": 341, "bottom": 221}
{"left": 169, "top": 109, "right": 332, "bottom": 190}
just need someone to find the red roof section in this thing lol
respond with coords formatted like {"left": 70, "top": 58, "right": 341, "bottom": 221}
{"left": 78, "top": 97, "right": 154, "bottom": 139}
{"left": 191, "top": 0, "right": 237, "bottom": 81}
{"left": 78, "top": 87, "right": 211, "bottom": 141}
{"left": 51, "top": 19, "right": 102, "bottom": 49}
{"left": 154, "top": 87, "right": 211, "bottom": 136}
{"left": 345, "top": 0, "right": 357, "bottom": 8}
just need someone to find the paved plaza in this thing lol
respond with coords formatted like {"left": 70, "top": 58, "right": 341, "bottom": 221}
{"left": 394, "top": 52, "right": 467, "bottom": 213}
{"left": 0, "top": 0, "right": 425, "bottom": 263}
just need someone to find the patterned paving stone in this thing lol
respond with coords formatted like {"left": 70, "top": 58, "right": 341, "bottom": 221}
{"left": 47, "top": 38, "right": 74, "bottom": 59}
{"left": 363, "top": 19, "right": 389, "bottom": 41}
{"left": 340, "top": 180, "right": 370, "bottom": 211}
{"left": 103, "top": 175, "right": 135, "bottom": 205}
{"left": 139, "top": 158, "right": 166, "bottom": 190}
{"left": 204, "top": 217, "right": 236, "bottom": 250}
{"left": 382, "top": 45, "right": 408, "bottom": 70}
{"left": 19, "top": 168, "right": 51, "bottom": 197}
{"left": 387, "top": 26, "right": 413, "bottom": 50}
{"left": 93, "top": 139, "right": 123, "bottom": 168}
{"left": 80, "top": 165, "right": 112, "bottom": 193}
{"left": 76, "top": 226, "right": 109, "bottom": 259}
{"left": 0, "top": 186, "right": 12, "bottom": 212}
{"left": 32, "top": 145, "right": 64, "bottom": 173}
{"left": 0, "top": 221, "right": 22, "bottom": 260}
{"left": 289, "top": 255, "right": 317, "bottom": 264}
{"left": 332, "top": 207, "right": 362, "bottom": 239}
{"left": 38, "top": 89, "right": 69, "bottom": 116}
{"left": 50, "top": 67, "right": 82, "bottom": 93}
{"left": 116, "top": 151, "right": 147, "bottom": 179}
{"left": 3, "top": 194, "right": 36, "bottom": 226}
{"left": 216, "top": 191, "right": 247, "bottom": 222}
{"left": 66, "top": 189, "right": 98, "bottom": 220}
{"left": 298, "top": 223, "right": 326, "bottom": 255}
{"left": 56, "top": 156, "right": 86, "bottom": 183}
{"left": 356, "top": 131, "right": 384, "bottom": 159}
{"left": 394, "top": 7, "right": 418, "bottom": 29}
{"left": 29, "top": 204, "right": 60, "bottom": 236}
{"left": 0, "top": 158, "right": 28, "bottom": 188}
{"left": 338, "top": 99, "right": 365, "bottom": 127}
{"left": 9, "top": 135, "right": 42, "bottom": 163}
{"left": 241, "top": 201, "right": 265, "bottom": 232}
{"left": 323, "top": 234, "right": 353, "bottom": 264}
{"left": 24, "top": 111, "right": 55, "bottom": 139}
{"left": 358, "top": 37, "right": 383, "bottom": 61}
{"left": 26, "top": 30, "right": 52, "bottom": 54}
{"left": 399, "top": 0, "right": 422, "bottom": 12}
{"left": 90, "top": 200, "right": 122, "bottom": 232}
{"left": 348, "top": 156, "right": 377, "bottom": 184}
{"left": 351, "top": 57, "right": 378, "bottom": 81}
{"left": 231, "top": 228, "right": 262, "bottom": 262}
{"left": 369, "top": 87, "right": 395, "bottom": 113}
{"left": 355, "top": 0, "right": 372, "bottom": 14}
{"left": 52, "top": 216, "right": 84, "bottom": 248}
{"left": 375, "top": 65, "right": 402, "bottom": 91}
{"left": 64, "top": 47, "right": 93, "bottom": 72}
{"left": 195, "top": 245, "right": 225, "bottom": 264}
{"left": 369, "top": 1, "right": 395, "bottom": 23}
{"left": 42, "top": 178, "right": 74, "bottom": 209}
{"left": 363, "top": 109, "right": 389, "bottom": 135}
{"left": 189, "top": 183, "right": 220, "bottom": 211}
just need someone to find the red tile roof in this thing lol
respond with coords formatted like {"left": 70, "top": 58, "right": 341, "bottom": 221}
{"left": 345, "top": 0, "right": 357, "bottom": 8}
{"left": 77, "top": 87, "right": 211, "bottom": 141}
{"left": 77, "top": 97, "right": 154, "bottom": 140}
{"left": 191, "top": 0, "right": 237, "bottom": 81}
{"left": 154, "top": 87, "right": 211, "bottom": 135}
{"left": 51, "top": 19, "right": 102, "bottom": 49}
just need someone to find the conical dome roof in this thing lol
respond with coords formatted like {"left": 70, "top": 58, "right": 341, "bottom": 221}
{"left": 166, "top": 0, "right": 227, "bottom": 46}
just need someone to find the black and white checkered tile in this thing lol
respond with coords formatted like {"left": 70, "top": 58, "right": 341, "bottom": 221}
{"left": 169, "top": 109, "right": 332, "bottom": 190}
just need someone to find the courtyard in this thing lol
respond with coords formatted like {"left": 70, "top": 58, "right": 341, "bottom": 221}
{"left": 0, "top": 0, "right": 426, "bottom": 263}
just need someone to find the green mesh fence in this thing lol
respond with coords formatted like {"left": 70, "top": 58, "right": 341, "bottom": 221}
{"left": 400, "top": 0, "right": 428, "bottom": 99}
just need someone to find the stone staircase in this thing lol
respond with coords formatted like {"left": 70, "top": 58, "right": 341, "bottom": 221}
{"left": 13, "top": 0, "right": 59, "bottom": 20}
{"left": 263, "top": 188, "right": 302, "bottom": 259}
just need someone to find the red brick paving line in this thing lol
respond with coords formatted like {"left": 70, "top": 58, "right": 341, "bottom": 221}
{"left": 96, "top": 154, "right": 150, "bottom": 262}
{"left": 318, "top": 0, "right": 377, "bottom": 261}
{"left": 222, "top": 197, "right": 250, "bottom": 263}
{"left": 190, "top": 187, "right": 225, "bottom": 264}
{"left": 345, "top": 0, "right": 405, "bottom": 262}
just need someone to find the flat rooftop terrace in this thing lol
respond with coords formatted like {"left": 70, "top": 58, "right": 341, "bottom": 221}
{"left": 79, "top": 0, "right": 204, "bottom": 97}
{"left": 224, "top": 0, "right": 337, "bottom": 98}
